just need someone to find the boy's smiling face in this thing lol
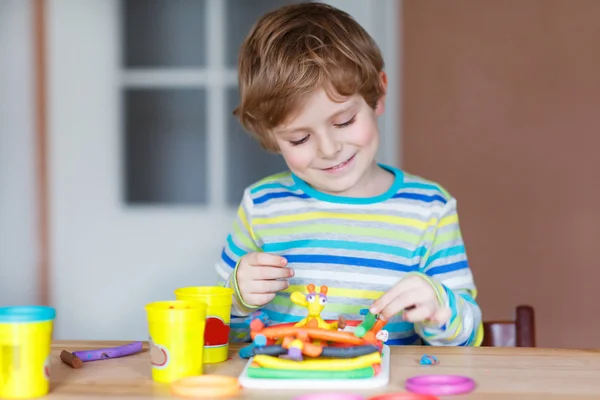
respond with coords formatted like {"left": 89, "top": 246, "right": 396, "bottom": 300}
{"left": 273, "top": 83, "right": 386, "bottom": 197}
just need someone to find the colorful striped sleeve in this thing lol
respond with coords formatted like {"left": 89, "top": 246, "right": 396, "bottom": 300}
{"left": 412, "top": 197, "right": 483, "bottom": 346}
{"left": 215, "top": 189, "right": 262, "bottom": 317}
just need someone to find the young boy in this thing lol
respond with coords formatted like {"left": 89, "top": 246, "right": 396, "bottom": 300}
{"left": 216, "top": 2, "right": 483, "bottom": 346}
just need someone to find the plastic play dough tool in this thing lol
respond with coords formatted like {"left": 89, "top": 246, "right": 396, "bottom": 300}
{"left": 171, "top": 375, "right": 241, "bottom": 398}
{"left": 405, "top": 374, "right": 475, "bottom": 396}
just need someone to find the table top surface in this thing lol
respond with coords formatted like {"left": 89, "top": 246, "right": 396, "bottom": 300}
{"left": 46, "top": 340, "right": 600, "bottom": 399}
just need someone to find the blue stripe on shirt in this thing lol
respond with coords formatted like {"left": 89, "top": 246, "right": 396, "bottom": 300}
{"left": 264, "top": 240, "right": 427, "bottom": 259}
{"left": 285, "top": 254, "right": 420, "bottom": 272}
{"left": 250, "top": 182, "right": 295, "bottom": 194}
{"left": 393, "top": 192, "right": 447, "bottom": 204}
{"left": 424, "top": 245, "right": 466, "bottom": 268}
{"left": 254, "top": 191, "right": 310, "bottom": 204}
{"left": 426, "top": 260, "right": 469, "bottom": 275}
{"left": 221, "top": 249, "right": 236, "bottom": 268}
{"left": 227, "top": 235, "right": 246, "bottom": 257}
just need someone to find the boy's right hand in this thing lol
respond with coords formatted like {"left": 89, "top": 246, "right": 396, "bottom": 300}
{"left": 235, "top": 252, "right": 294, "bottom": 307}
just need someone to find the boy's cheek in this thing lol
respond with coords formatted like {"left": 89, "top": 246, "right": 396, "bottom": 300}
{"left": 352, "top": 119, "right": 379, "bottom": 147}
{"left": 279, "top": 146, "right": 313, "bottom": 171}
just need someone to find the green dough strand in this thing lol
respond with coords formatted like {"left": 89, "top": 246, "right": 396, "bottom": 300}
{"left": 247, "top": 366, "right": 375, "bottom": 379}
{"left": 354, "top": 312, "right": 377, "bottom": 337}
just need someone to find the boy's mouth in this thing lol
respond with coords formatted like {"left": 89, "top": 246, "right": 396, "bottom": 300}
{"left": 322, "top": 153, "right": 356, "bottom": 172}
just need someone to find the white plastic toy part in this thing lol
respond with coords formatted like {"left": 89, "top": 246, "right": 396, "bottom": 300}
{"left": 376, "top": 330, "right": 389, "bottom": 342}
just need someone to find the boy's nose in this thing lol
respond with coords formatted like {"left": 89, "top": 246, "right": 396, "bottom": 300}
{"left": 318, "top": 135, "right": 342, "bottom": 159}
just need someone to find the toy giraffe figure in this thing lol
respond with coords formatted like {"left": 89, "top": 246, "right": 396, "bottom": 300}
{"left": 290, "top": 284, "right": 341, "bottom": 331}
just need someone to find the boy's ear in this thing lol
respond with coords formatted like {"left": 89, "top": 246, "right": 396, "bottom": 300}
{"left": 375, "top": 71, "right": 388, "bottom": 116}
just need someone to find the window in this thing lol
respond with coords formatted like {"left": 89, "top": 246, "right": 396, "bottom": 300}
{"left": 120, "top": 0, "right": 306, "bottom": 206}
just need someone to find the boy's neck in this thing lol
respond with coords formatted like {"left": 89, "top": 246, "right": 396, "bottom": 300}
{"left": 325, "top": 161, "right": 395, "bottom": 199}
{"left": 354, "top": 161, "right": 395, "bottom": 198}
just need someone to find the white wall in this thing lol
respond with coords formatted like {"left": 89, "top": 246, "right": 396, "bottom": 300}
{"left": 0, "top": 0, "right": 38, "bottom": 306}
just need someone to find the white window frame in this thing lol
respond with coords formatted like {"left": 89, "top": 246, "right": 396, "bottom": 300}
{"left": 119, "top": 0, "right": 236, "bottom": 209}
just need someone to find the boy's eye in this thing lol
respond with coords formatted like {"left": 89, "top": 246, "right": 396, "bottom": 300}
{"left": 334, "top": 115, "right": 356, "bottom": 128}
{"left": 290, "top": 135, "right": 309, "bottom": 146}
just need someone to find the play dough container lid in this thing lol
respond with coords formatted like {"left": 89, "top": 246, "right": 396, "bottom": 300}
{"left": 0, "top": 306, "right": 56, "bottom": 323}
{"left": 174, "top": 287, "right": 234, "bottom": 306}
{"left": 145, "top": 300, "right": 206, "bottom": 323}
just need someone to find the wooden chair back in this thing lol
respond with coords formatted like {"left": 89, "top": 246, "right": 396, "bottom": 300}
{"left": 482, "top": 305, "right": 536, "bottom": 347}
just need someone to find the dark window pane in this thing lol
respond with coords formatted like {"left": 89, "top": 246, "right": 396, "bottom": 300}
{"left": 224, "top": 0, "right": 309, "bottom": 68}
{"left": 226, "top": 87, "right": 288, "bottom": 205}
{"left": 124, "top": 89, "right": 207, "bottom": 204}
{"left": 123, "top": 0, "right": 206, "bottom": 67}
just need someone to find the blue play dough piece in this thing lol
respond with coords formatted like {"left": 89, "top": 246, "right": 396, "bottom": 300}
{"left": 420, "top": 354, "right": 439, "bottom": 365}
{"left": 239, "top": 344, "right": 254, "bottom": 359}
{"left": 254, "top": 334, "right": 267, "bottom": 347}
{"left": 237, "top": 311, "right": 271, "bottom": 359}
{"left": 239, "top": 333, "right": 269, "bottom": 359}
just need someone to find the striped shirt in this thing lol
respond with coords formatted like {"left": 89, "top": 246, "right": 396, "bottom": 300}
{"left": 216, "top": 164, "right": 483, "bottom": 346}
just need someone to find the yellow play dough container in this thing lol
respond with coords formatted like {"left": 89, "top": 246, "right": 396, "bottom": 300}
{"left": 174, "top": 287, "right": 233, "bottom": 364}
{"left": 0, "top": 306, "right": 55, "bottom": 399}
{"left": 145, "top": 300, "right": 206, "bottom": 383}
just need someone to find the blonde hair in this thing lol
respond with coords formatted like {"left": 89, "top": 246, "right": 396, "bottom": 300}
{"left": 233, "top": 2, "right": 385, "bottom": 151}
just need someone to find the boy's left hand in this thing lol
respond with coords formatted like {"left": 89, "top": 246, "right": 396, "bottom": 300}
{"left": 369, "top": 274, "right": 451, "bottom": 324}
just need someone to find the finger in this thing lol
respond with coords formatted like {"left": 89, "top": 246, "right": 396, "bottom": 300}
{"left": 402, "top": 304, "right": 434, "bottom": 323}
{"left": 246, "top": 279, "right": 289, "bottom": 294}
{"left": 429, "top": 307, "right": 452, "bottom": 324}
{"left": 247, "top": 252, "right": 288, "bottom": 267}
{"left": 369, "top": 276, "right": 423, "bottom": 314}
{"left": 378, "top": 289, "right": 428, "bottom": 320}
{"left": 251, "top": 266, "right": 294, "bottom": 280}
{"left": 244, "top": 292, "right": 276, "bottom": 307}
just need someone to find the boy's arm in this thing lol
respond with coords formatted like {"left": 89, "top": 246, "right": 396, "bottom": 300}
{"left": 413, "top": 197, "right": 483, "bottom": 346}
{"left": 215, "top": 189, "right": 262, "bottom": 317}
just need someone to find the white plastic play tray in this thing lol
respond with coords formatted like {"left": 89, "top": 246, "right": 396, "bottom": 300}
{"left": 238, "top": 344, "right": 390, "bottom": 390}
